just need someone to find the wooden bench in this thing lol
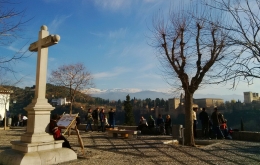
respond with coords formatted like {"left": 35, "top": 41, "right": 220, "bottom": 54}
{"left": 118, "top": 126, "right": 138, "bottom": 131}
{"left": 107, "top": 129, "right": 138, "bottom": 139}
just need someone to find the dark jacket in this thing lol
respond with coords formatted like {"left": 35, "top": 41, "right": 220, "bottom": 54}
{"left": 157, "top": 118, "right": 164, "bottom": 126}
{"left": 92, "top": 110, "right": 98, "bottom": 120}
{"left": 108, "top": 111, "right": 115, "bottom": 121}
{"left": 99, "top": 111, "right": 105, "bottom": 122}
{"left": 165, "top": 118, "right": 171, "bottom": 128}
{"left": 211, "top": 111, "right": 220, "bottom": 126}
{"left": 199, "top": 111, "right": 209, "bottom": 124}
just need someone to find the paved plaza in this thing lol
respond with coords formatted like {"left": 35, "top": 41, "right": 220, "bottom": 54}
{"left": 0, "top": 128, "right": 260, "bottom": 165}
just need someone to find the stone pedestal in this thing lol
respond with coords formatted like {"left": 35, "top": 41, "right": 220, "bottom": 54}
{"left": 0, "top": 101, "right": 77, "bottom": 165}
{"left": 0, "top": 144, "right": 76, "bottom": 165}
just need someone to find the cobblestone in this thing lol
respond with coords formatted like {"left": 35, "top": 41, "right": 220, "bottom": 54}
{"left": 0, "top": 128, "right": 260, "bottom": 165}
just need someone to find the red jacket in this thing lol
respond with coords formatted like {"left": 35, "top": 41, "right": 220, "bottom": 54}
{"left": 49, "top": 119, "right": 62, "bottom": 140}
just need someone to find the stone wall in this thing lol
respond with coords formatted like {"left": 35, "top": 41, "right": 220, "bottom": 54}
{"left": 232, "top": 131, "right": 260, "bottom": 142}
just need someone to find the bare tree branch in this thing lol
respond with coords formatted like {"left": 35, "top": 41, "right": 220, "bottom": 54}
{"left": 205, "top": 0, "right": 260, "bottom": 87}
{"left": 49, "top": 63, "right": 94, "bottom": 114}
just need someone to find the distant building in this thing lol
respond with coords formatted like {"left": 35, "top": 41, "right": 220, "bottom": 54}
{"left": 168, "top": 98, "right": 181, "bottom": 112}
{"left": 244, "top": 92, "right": 260, "bottom": 103}
{"left": 193, "top": 98, "right": 224, "bottom": 110}
{"left": 51, "top": 98, "right": 70, "bottom": 106}
{"left": 0, "top": 89, "right": 13, "bottom": 120}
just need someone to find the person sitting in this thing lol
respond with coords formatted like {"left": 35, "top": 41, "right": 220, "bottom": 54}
{"left": 49, "top": 114, "right": 72, "bottom": 149}
{"left": 138, "top": 116, "right": 148, "bottom": 131}
{"left": 156, "top": 114, "right": 164, "bottom": 127}
{"left": 148, "top": 115, "right": 155, "bottom": 129}
{"left": 157, "top": 114, "right": 165, "bottom": 135}
{"left": 220, "top": 119, "right": 232, "bottom": 139}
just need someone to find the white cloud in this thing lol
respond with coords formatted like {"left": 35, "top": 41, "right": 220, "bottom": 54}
{"left": 89, "top": 32, "right": 104, "bottom": 37}
{"left": 109, "top": 28, "right": 127, "bottom": 39}
{"left": 48, "top": 14, "right": 72, "bottom": 33}
{"left": 93, "top": 0, "right": 131, "bottom": 11}
{"left": 93, "top": 67, "right": 131, "bottom": 79}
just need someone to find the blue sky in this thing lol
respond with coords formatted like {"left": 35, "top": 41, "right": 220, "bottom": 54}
{"left": 1, "top": 0, "right": 259, "bottom": 97}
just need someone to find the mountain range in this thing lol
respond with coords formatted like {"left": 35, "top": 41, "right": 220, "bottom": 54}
{"left": 88, "top": 88, "right": 244, "bottom": 102}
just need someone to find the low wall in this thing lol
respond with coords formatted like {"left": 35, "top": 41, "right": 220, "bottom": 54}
{"left": 196, "top": 129, "right": 260, "bottom": 142}
{"left": 232, "top": 131, "right": 260, "bottom": 142}
{"left": 78, "top": 125, "right": 260, "bottom": 142}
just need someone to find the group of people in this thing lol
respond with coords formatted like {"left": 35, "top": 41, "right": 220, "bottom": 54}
{"left": 197, "top": 107, "right": 232, "bottom": 139}
{"left": 0, "top": 114, "right": 28, "bottom": 127}
{"left": 138, "top": 114, "right": 172, "bottom": 135}
{"left": 85, "top": 107, "right": 116, "bottom": 132}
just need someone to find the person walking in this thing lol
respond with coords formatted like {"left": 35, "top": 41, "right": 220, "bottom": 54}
{"left": 211, "top": 107, "right": 224, "bottom": 139}
{"left": 108, "top": 108, "right": 115, "bottom": 129}
{"left": 99, "top": 109, "right": 105, "bottom": 132}
{"left": 199, "top": 108, "right": 210, "bottom": 139}
{"left": 85, "top": 108, "right": 93, "bottom": 132}
{"left": 92, "top": 107, "right": 99, "bottom": 131}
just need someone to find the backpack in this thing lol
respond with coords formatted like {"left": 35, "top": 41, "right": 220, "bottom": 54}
{"left": 87, "top": 112, "right": 93, "bottom": 122}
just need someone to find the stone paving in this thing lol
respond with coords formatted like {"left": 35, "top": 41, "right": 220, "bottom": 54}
{"left": 0, "top": 128, "right": 260, "bottom": 165}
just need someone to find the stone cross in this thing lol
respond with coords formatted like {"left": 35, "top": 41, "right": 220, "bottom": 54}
{"left": 28, "top": 25, "right": 60, "bottom": 101}
{"left": 1, "top": 25, "right": 76, "bottom": 165}
{"left": 18, "top": 25, "right": 60, "bottom": 145}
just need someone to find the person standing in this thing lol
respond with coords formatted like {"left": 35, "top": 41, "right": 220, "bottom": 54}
{"left": 85, "top": 108, "right": 93, "bottom": 132}
{"left": 99, "top": 109, "right": 105, "bottom": 132}
{"left": 211, "top": 107, "right": 224, "bottom": 139}
{"left": 193, "top": 107, "right": 198, "bottom": 138}
{"left": 199, "top": 108, "right": 210, "bottom": 139}
{"left": 92, "top": 107, "right": 99, "bottom": 131}
{"left": 165, "top": 115, "right": 172, "bottom": 135}
{"left": 108, "top": 108, "right": 115, "bottom": 129}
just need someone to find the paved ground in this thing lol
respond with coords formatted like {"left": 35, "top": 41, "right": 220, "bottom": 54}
{"left": 0, "top": 128, "right": 260, "bottom": 165}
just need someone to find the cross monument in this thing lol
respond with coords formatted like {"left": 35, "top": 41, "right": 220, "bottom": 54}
{"left": 0, "top": 25, "right": 77, "bottom": 165}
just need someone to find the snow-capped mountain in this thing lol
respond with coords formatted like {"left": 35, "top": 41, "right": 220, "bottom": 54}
{"left": 87, "top": 88, "right": 244, "bottom": 102}
{"left": 88, "top": 88, "right": 142, "bottom": 94}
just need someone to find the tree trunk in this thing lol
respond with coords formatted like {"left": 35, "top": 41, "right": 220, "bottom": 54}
{"left": 70, "top": 84, "right": 72, "bottom": 114}
{"left": 184, "top": 91, "right": 195, "bottom": 146}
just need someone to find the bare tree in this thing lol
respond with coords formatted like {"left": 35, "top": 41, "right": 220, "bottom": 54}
{"left": 49, "top": 63, "right": 94, "bottom": 114}
{"left": 205, "top": 0, "right": 260, "bottom": 87}
{"left": 150, "top": 2, "right": 228, "bottom": 145}
{"left": 0, "top": 0, "right": 30, "bottom": 73}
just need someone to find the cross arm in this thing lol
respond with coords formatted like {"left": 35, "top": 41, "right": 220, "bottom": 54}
{"left": 29, "top": 35, "right": 61, "bottom": 52}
